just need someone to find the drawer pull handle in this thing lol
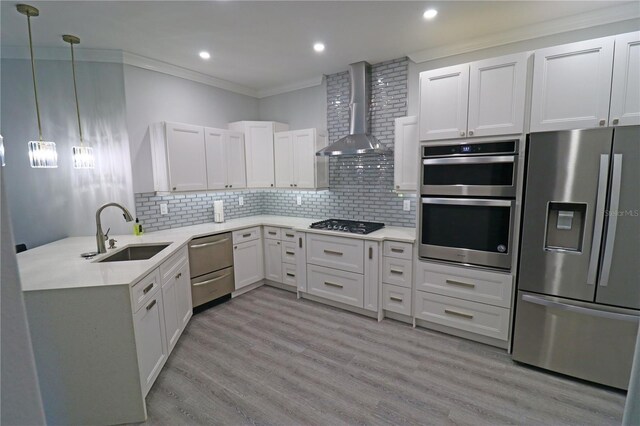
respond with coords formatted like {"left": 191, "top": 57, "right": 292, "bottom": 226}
{"left": 190, "top": 238, "right": 229, "bottom": 248}
{"left": 324, "top": 281, "right": 343, "bottom": 288}
{"left": 391, "top": 248, "right": 404, "bottom": 253}
{"left": 268, "top": 231, "right": 277, "bottom": 235}
{"left": 444, "top": 309, "right": 474, "bottom": 319}
{"left": 142, "top": 283, "right": 154, "bottom": 294}
{"left": 146, "top": 300, "right": 157, "bottom": 311}
{"left": 445, "top": 279, "right": 475, "bottom": 288}
{"left": 390, "top": 269, "right": 403, "bottom": 275}
{"left": 389, "top": 296, "right": 403, "bottom": 302}
{"left": 193, "top": 273, "right": 232, "bottom": 286}
{"left": 286, "top": 251, "right": 295, "bottom": 256}
{"left": 299, "top": 237, "right": 303, "bottom": 248}
{"left": 369, "top": 247, "right": 373, "bottom": 260}
{"left": 324, "top": 249, "right": 343, "bottom": 256}
{"left": 175, "top": 272, "right": 182, "bottom": 279}
{"left": 242, "top": 233, "right": 252, "bottom": 238}
{"left": 286, "top": 272, "right": 296, "bottom": 277}
{"left": 286, "top": 233, "right": 294, "bottom": 238}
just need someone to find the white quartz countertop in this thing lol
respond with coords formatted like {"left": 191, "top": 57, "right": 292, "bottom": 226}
{"left": 18, "top": 215, "right": 415, "bottom": 292}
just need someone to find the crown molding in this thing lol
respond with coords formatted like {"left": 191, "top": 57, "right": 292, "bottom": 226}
{"left": 408, "top": 2, "right": 640, "bottom": 64}
{"left": 256, "top": 75, "right": 325, "bottom": 99}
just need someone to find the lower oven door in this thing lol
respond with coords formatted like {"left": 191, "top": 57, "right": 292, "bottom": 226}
{"left": 191, "top": 266, "right": 235, "bottom": 307}
{"left": 419, "top": 197, "right": 515, "bottom": 269}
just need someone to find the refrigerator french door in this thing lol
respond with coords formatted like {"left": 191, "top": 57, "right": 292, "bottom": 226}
{"left": 513, "top": 126, "right": 640, "bottom": 390}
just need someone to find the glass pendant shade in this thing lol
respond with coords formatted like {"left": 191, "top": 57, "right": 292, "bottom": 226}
{"left": 28, "top": 140, "right": 58, "bottom": 168}
{"left": 72, "top": 145, "right": 95, "bottom": 169}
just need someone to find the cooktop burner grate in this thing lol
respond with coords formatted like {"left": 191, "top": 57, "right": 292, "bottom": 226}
{"left": 309, "top": 219, "right": 385, "bottom": 235}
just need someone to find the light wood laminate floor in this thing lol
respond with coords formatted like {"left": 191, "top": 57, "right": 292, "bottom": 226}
{"left": 141, "top": 286, "right": 626, "bottom": 425}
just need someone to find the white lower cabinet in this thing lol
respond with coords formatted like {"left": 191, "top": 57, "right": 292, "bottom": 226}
{"left": 382, "top": 284, "right": 412, "bottom": 316}
{"left": 264, "top": 238, "right": 283, "bottom": 282}
{"left": 381, "top": 241, "right": 414, "bottom": 318}
{"left": 307, "top": 264, "right": 365, "bottom": 308}
{"left": 161, "top": 259, "right": 192, "bottom": 354}
{"left": 233, "top": 230, "right": 265, "bottom": 290}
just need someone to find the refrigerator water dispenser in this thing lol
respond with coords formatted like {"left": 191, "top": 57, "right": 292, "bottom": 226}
{"left": 545, "top": 202, "right": 586, "bottom": 252}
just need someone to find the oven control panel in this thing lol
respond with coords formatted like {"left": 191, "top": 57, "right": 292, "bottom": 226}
{"left": 423, "top": 141, "right": 517, "bottom": 157}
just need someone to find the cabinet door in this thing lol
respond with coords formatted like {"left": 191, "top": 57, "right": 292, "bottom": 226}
{"left": 133, "top": 291, "right": 167, "bottom": 396}
{"left": 233, "top": 239, "right": 265, "bottom": 290}
{"left": 175, "top": 262, "right": 192, "bottom": 330}
{"left": 364, "top": 241, "right": 380, "bottom": 312}
{"left": 244, "top": 122, "right": 275, "bottom": 188}
{"left": 609, "top": 32, "right": 640, "bottom": 127}
{"left": 293, "top": 129, "right": 317, "bottom": 189}
{"left": 161, "top": 270, "right": 181, "bottom": 354}
{"left": 530, "top": 37, "right": 614, "bottom": 132}
{"left": 468, "top": 52, "right": 528, "bottom": 137}
{"left": 274, "top": 132, "right": 294, "bottom": 188}
{"left": 165, "top": 122, "right": 207, "bottom": 191}
{"left": 204, "top": 128, "right": 227, "bottom": 190}
{"left": 419, "top": 64, "right": 469, "bottom": 141}
{"left": 296, "top": 233, "right": 307, "bottom": 292}
{"left": 394, "top": 116, "right": 418, "bottom": 191}
{"left": 264, "top": 239, "right": 283, "bottom": 283}
{"left": 226, "top": 131, "right": 247, "bottom": 189}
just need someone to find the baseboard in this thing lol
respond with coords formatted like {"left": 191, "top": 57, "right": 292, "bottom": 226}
{"left": 264, "top": 280, "right": 296, "bottom": 293}
{"left": 231, "top": 280, "right": 264, "bottom": 298}
{"left": 383, "top": 310, "right": 413, "bottom": 325}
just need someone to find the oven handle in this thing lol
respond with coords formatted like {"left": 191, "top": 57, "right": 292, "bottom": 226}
{"left": 421, "top": 197, "right": 513, "bottom": 207}
{"left": 423, "top": 155, "right": 516, "bottom": 166}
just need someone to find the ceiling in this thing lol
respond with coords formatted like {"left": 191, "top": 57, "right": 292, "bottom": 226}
{"left": 1, "top": 1, "right": 636, "bottom": 94}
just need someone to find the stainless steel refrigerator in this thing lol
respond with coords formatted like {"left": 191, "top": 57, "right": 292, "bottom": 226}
{"left": 513, "top": 126, "right": 639, "bottom": 390}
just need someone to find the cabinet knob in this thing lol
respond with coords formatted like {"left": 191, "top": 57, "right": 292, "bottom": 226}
{"left": 290, "top": 184, "right": 293, "bottom": 187}
{"left": 277, "top": 242, "right": 280, "bottom": 245}
{"left": 294, "top": 184, "right": 297, "bottom": 187}
{"left": 234, "top": 246, "right": 237, "bottom": 250}
{"left": 172, "top": 187, "right": 177, "bottom": 191}
{"left": 225, "top": 185, "right": 228, "bottom": 188}
{"left": 612, "top": 118, "right": 620, "bottom": 125}
{"left": 271, "top": 184, "right": 274, "bottom": 187}
{"left": 599, "top": 119, "right": 606, "bottom": 126}
{"left": 459, "top": 131, "right": 465, "bottom": 137}
{"left": 468, "top": 130, "right": 474, "bottom": 136}
{"left": 396, "top": 185, "right": 400, "bottom": 189}
{"left": 229, "top": 185, "right": 232, "bottom": 188}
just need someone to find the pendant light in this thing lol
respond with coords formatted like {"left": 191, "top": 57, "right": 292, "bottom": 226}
{"left": 17, "top": 4, "right": 58, "bottom": 168}
{"left": 63, "top": 34, "right": 95, "bottom": 169}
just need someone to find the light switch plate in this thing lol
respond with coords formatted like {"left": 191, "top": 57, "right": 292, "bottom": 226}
{"left": 296, "top": 196, "right": 302, "bottom": 206}
{"left": 239, "top": 196, "right": 244, "bottom": 206}
{"left": 160, "top": 203, "right": 168, "bottom": 215}
{"left": 403, "top": 200, "right": 411, "bottom": 211}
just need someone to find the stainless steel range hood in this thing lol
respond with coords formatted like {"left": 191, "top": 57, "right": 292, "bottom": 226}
{"left": 317, "top": 61, "right": 392, "bottom": 157}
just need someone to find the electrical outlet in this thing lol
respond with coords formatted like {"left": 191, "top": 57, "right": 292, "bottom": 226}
{"left": 239, "top": 196, "right": 244, "bottom": 206}
{"left": 160, "top": 203, "right": 168, "bottom": 215}
{"left": 296, "top": 196, "right": 302, "bottom": 206}
{"left": 403, "top": 200, "right": 411, "bottom": 211}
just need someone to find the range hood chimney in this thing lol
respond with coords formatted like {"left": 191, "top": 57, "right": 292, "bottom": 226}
{"left": 317, "top": 61, "right": 392, "bottom": 157}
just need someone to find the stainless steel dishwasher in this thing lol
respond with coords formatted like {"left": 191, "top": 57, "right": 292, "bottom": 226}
{"left": 188, "top": 233, "right": 234, "bottom": 308}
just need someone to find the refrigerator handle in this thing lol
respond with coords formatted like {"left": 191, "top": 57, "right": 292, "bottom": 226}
{"left": 587, "top": 154, "right": 610, "bottom": 285}
{"left": 599, "top": 154, "right": 623, "bottom": 287}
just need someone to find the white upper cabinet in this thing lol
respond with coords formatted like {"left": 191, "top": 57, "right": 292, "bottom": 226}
{"left": 419, "top": 64, "right": 469, "bottom": 141}
{"left": 204, "top": 127, "right": 246, "bottom": 190}
{"left": 419, "top": 53, "right": 528, "bottom": 141}
{"left": 530, "top": 37, "right": 615, "bottom": 132}
{"left": 610, "top": 31, "right": 640, "bottom": 127}
{"left": 393, "top": 116, "right": 418, "bottom": 192}
{"left": 165, "top": 122, "right": 208, "bottom": 192}
{"left": 468, "top": 52, "right": 528, "bottom": 137}
{"left": 274, "top": 128, "right": 329, "bottom": 189}
{"left": 229, "top": 121, "right": 289, "bottom": 188}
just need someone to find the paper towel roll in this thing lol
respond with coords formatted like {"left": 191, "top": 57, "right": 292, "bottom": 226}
{"left": 214, "top": 200, "right": 224, "bottom": 223}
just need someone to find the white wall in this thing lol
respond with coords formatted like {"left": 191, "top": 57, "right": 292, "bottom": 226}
{"left": 124, "top": 65, "right": 259, "bottom": 193}
{"left": 407, "top": 19, "right": 640, "bottom": 116}
{"left": 257, "top": 80, "right": 327, "bottom": 130}
{"left": 0, "top": 59, "right": 134, "bottom": 248}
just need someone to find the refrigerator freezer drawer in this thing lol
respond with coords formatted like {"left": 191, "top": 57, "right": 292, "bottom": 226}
{"left": 512, "top": 291, "right": 639, "bottom": 390}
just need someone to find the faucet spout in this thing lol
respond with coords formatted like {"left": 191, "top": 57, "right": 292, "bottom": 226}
{"left": 96, "top": 202, "right": 134, "bottom": 254}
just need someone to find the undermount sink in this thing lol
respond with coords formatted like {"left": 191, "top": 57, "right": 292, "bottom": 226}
{"left": 98, "top": 243, "right": 171, "bottom": 262}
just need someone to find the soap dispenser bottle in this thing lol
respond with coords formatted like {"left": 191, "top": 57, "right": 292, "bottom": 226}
{"left": 134, "top": 218, "right": 143, "bottom": 236}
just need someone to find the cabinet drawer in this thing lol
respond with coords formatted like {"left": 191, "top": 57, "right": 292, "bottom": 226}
{"left": 382, "top": 257, "right": 412, "bottom": 288}
{"left": 383, "top": 241, "right": 413, "bottom": 260}
{"left": 159, "top": 246, "right": 188, "bottom": 284}
{"left": 281, "top": 229, "right": 297, "bottom": 242}
{"left": 306, "top": 234, "right": 364, "bottom": 274}
{"left": 131, "top": 269, "right": 161, "bottom": 313}
{"left": 382, "top": 284, "right": 412, "bottom": 316}
{"left": 264, "top": 226, "right": 282, "bottom": 240}
{"left": 415, "top": 291, "right": 510, "bottom": 341}
{"left": 307, "top": 264, "right": 364, "bottom": 308}
{"left": 416, "top": 261, "right": 513, "bottom": 308}
{"left": 232, "top": 226, "right": 261, "bottom": 244}
{"left": 282, "top": 263, "right": 297, "bottom": 287}
{"left": 282, "top": 241, "right": 297, "bottom": 264}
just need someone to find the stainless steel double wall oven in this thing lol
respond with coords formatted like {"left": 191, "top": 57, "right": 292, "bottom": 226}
{"left": 419, "top": 140, "right": 519, "bottom": 270}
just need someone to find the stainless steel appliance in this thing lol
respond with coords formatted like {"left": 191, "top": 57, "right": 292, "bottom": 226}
{"left": 309, "top": 219, "right": 385, "bottom": 234}
{"left": 188, "top": 233, "right": 234, "bottom": 308}
{"left": 421, "top": 140, "right": 519, "bottom": 197}
{"left": 513, "top": 126, "right": 640, "bottom": 390}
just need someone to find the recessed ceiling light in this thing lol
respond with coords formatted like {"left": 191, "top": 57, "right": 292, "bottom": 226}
{"left": 199, "top": 51, "right": 211, "bottom": 60}
{"left": 313, "top": 42, "right": 325, "bottom": 53}
{"left": 423, "top": 8, "right": 438, "bottom": 19}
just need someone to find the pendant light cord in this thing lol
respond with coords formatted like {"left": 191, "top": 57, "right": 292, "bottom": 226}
{"left": 26, "top": 13, "right": 43, "bottom": 142}
{"left": 69, "top": 42, "right": 84, "bottom": 145}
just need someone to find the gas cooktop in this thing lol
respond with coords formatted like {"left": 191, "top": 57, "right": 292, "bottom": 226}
{"left": 309, "top": 219, "right": 385, "bottom": 235}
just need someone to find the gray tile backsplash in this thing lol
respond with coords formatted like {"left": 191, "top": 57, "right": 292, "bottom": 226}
{"left": 135, "top": 57, "right": 416, "bottom": 233}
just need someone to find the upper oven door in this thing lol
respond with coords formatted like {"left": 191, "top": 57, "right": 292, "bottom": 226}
{"left": 422, "top": 155, "right": 517, "bottom": 197}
